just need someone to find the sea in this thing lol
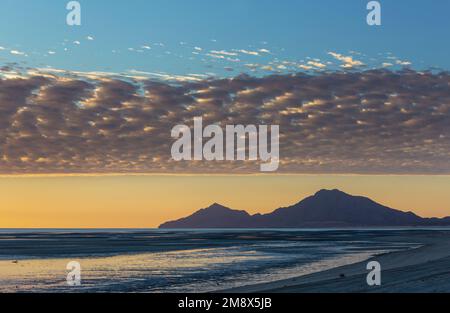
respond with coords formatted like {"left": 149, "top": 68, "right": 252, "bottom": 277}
{"left": 0, "top": 228, "right": 431, "bottom": 293}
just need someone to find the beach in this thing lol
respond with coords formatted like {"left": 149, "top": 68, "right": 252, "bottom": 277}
{"left": 220, "top": 230, "right": 450, "bottom": 293}
{"left": 0, "top": 229, "right": 449, "bottom": 293}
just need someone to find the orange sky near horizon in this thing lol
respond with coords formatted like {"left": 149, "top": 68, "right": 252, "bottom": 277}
{"left": 1, "top": 174, "right": 449, "bottom": 228}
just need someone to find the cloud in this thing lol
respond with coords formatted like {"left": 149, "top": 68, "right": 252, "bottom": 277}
{"left": 10, "top": 50, "right": 27, "bottom": 56}
{"left": 0, "top": 68, "right": 449, "bottom": 174}
{"left": 206, "top": 51, "right": 241, "bottom": 63}
{"left": 209, "top": 50, "right": 238, "bottom": 57}
{"left": 261, "top": 65, "right": 274, "bottom": 71}
{"left": 396, "top": 60, "right": 412, "bottom": 66}
{"left": 298, "top": 64, "right": 313, "bottom": 70}
{"left": 307, "top": 61, "right": 327, "bottom": 69}
{"left": 236, "top": 49, "right": 260, "bottom": 56}
{"left": 328, "top": 52, "right": 364, "bottom": 69}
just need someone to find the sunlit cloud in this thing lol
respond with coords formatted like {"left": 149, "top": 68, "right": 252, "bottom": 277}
{"left": 328, "top": 52, "right": 364, "bottom": 69}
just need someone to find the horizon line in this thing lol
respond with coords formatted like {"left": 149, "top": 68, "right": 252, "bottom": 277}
{"left": 1, "top": 173, "right": 450, "bottom": 178}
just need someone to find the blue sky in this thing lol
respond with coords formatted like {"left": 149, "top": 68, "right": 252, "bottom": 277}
{"left": 0, "top": 0, "right": 449, "bottom": 77}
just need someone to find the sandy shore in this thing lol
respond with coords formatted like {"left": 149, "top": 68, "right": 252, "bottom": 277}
{"left": 220, "top": 230, "right": 450, "bottom": 293}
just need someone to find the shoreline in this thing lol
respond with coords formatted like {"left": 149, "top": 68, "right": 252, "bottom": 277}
{"left": 218, "top": 230, "right": 450, "bottom": 293}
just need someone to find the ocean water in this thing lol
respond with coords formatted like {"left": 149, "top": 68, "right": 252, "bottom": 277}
{"left": 0, "top": 229, "right": 423, "bottom": 293}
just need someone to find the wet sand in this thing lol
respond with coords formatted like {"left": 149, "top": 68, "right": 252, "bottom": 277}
{"left": 220, "top": 230, "right": 450, "bottom": 293}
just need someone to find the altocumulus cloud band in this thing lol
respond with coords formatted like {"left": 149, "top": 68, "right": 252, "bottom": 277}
{"left": 0, "top": 67, "right": 448, "bottom": 175}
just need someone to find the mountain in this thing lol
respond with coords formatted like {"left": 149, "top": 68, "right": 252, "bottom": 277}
{"left": 159, "top": 189, "right": 450, "bottom": 228}
{"left": 159, "top": 203, "right": 253, "bottom": 229}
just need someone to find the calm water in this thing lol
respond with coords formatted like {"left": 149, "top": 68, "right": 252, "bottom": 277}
{"left": 0, "top": 229, "right": 424, "bottom": 293}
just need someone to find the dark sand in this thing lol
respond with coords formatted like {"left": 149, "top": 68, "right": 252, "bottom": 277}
{"left": 220, "top": 230, "right": 450, "bottom": 293}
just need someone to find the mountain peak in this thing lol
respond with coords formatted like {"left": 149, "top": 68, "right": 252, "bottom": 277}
{"left": 314, "top": 189, "right": 348, "bottom": 197}
{"left": 206, "top": 203, "right": 230, "bottom": 210}
{"left": 159, "top": 202, "right": 252, "bottom": 229}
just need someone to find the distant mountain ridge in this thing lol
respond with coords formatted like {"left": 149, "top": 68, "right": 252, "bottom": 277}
{"left": 159, "top": 189, "right": 450, "bottom": 228}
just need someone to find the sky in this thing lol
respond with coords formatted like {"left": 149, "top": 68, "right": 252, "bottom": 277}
{"left": 2, "top": 175, "right": 450, "bottom": 228}
{"left": 0, "top": 0, "right": 449, "bottom": 227}
{"left": 1, "top": 0, "right": 449, "bottom": 76}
